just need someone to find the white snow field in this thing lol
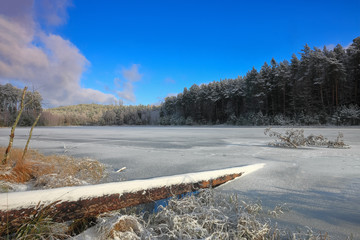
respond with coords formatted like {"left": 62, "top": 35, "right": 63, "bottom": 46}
{"left": 0, "top": 126, "right": 359, "bottom": 238}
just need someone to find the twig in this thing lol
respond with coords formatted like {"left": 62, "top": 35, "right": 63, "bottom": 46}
{"left": 116, "top": 167, "right": 127, "bottom": 173}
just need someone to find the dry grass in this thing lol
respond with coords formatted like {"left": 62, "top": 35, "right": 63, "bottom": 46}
{"left": 1, "top": 201, "right": 70, "bottom": 240}
{"left": 88, "top": 190, "right": 282, "bottom": 239}
{"left": 0, "top": 147, "right": 34, "bottom": 183}
{"left": 0, "top": 147, "right": 105, "bottom": 191}
{"left": 13, "top": 201, "right": 69, "bottom": 240}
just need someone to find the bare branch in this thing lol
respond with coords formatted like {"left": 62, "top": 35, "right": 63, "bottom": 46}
{"left": 22, "top": 112, "right": 42, "bottom": 161}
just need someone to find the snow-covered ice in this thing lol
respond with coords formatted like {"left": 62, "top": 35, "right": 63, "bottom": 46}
{"left": 0, "top": 126, "right": 359, "bottom": 238}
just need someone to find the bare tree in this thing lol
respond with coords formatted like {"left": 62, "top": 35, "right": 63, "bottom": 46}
{"left": 2, "top": 87, "right": 27, "bottom": 165}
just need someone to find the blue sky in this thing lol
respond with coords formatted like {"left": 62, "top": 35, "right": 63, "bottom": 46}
{"left": 0, "top": 0, "right": 359, "bottom": 107}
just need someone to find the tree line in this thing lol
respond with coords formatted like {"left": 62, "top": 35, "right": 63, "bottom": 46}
{"left": 160, "top": 37, "right": 360, "bottom": 125}
{"left": 41, "top": 104, "right": 160, "bottom": 126}
{"left": 1, "top": 37, "right": 359, "bottom": 127}
{"left": 0, "top": 83, "right": 160, "bottom": 127}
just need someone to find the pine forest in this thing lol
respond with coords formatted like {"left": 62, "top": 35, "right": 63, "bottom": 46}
{"left": 1, "top": 37, "right": 360, "bottom": 127}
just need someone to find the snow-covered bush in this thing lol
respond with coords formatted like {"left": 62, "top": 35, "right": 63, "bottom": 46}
{"left": 264, "top": 128, "right": 350, "bottom": 148}
{"left": 332, "top": 104, "right": 360, "bottom": 125}
{"left": 264, "top": 128, "right": 306, "bottom": 148}
{"left": 227, "top": 113, "right": 238, "bottom": 125}
{"left": 254, "top": 111, "right": 269, "bottom": 126}
{"left": 272, "top": 114, "right": 292, "bottom": 125}
{"left": 247, "top": 112, "right": 256, "bottom": 125}
{"left": 169, "top": 116, "right": 178, "bottom": 125}
{"left": 159, "top": 116, "right": 171, "bottom": 125}
{"left": 236, "top": 115, "right": 249, "bottom": 125}
{"left": 185, "top": 116, "right": 194, "bottom": 125}
{"left": 297, "top": 112, "right": 320, "bottom": 125}
{"left": 176, "top": 116, "right": 186, "bottom": 125}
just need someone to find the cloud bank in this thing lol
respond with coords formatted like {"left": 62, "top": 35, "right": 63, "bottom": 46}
{"left": 0, "top": 0, "right": 117, "bottom": 107}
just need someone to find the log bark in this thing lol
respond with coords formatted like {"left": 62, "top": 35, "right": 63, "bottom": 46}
{"left": 0, "top": 165, "right": 267, "bottom": 231}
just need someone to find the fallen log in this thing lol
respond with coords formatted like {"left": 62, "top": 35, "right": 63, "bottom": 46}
{"left": 0, "top": 164, "right": 264, "bottom": 230}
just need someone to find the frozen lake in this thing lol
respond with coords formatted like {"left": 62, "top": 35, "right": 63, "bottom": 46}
{"left": 0, "top": 126, "right": 359, "bottom": 238}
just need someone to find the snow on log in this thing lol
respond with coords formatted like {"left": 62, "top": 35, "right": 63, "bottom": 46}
{"left": 0, "top": 163, "right": 264, "bottom": 228}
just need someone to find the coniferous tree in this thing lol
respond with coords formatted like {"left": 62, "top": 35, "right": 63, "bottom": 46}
{"left": 160, "top": 38, "right": 360, "bottom": 126}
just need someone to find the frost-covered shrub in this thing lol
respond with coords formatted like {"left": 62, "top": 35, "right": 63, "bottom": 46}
{"left": 254, "top": 111, "right": 269, "bottom": 126}
{"left": 327, "top": 132, "right": 349, "bottom": 148}
{"left": 330, "top": 111, "right": 341, "bottom": 125}
{"left": 176, "top": 116, "right": 186, "bottom": 125}
{"left": 264, "top": 128, "right": 306, "bottom": 148}
{"left": 235, "top": 112, "right": 271, "bottom": 126}
{"left": 332, "top": 104, "right": 360, "bottom": 125}
{"left": 318, "top": 111, "right": 329, "bottom": 125}
{"left": 247, "top": 112, "right": 257, "bottom": 125}
{"left": 236, "top": 115, "right": 249, "bottom": 125}
{"left": 227, "top": 113, "right": 237, "bottom": 125}
{"left": 84, "top": 189, "right": 335, "bottom": 240}
{"left": 159, "top": 116, "right": 170, "bottom": 125}
{"left": 306, "top": 134, "right": 329, "bottom": 147}
{"left": 264, "top": 128, "right": 350, "bottom": 148}
{"left": 90, "top": 190, "right": 282, "bottom": 240}
{"left": 272, "top": 114, "right": 292, "bottom": 125}
{"left": 185, "top": 116, "right": 194, "bottom": 125}
{"left": 237, "top": 112, "right": 257, "bottom": 126}
{"left": 95, "top": 215, "right": 145, "bottom": 240}
{"left": 297, "top": 112, "right": 320, "bottom": 125}
{"left": 169, "top": 116, "right": 178, "bottom": 125}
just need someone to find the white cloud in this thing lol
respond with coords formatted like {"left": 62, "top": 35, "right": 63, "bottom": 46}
{"left": 0, "top": 0, "right": 117, "bottom": 107}
{"left": 115, "top": 64, "right": 143, "bottom": 104}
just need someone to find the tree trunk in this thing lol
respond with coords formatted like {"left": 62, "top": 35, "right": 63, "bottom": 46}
{"left": 355, "top": 79, "right": 358, "bottom": 104}
{"left": 336, "top": 79, "right": 339, "bottom": 107}
{"left": 320, "top": 85, "right": 324, "bottom": 110}
{"left": 2, "top": 87, "right": 27, "bottom": 165}
{"left": 283, "top": 86, "right": 286, "bottom": 115}
{"left": 332, "top": 84, "right": 335, "bottom": 107}
{"left": 22, "top": 112, "right": 41, "bottom": 161}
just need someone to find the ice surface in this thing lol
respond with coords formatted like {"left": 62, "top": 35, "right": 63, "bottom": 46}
{"left": 0, "top": 126, "right": 359, "bottom": 238}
